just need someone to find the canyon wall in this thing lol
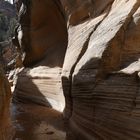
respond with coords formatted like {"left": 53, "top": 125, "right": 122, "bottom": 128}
{"left": 13, "top": 0, "right": 67, "bottom": 111}
{"left": 0, "top": 65, "right": 14, "bottom": 140}
{"left": 13, "top": 0, "right": 140, "bottom": 139}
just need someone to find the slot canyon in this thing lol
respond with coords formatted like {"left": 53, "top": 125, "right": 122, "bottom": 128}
{"left": 1, "top": 0, "right": 140, "bottom": 139}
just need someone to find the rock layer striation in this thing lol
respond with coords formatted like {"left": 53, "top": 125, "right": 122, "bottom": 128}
{"left": 13, "top": 0, "right": 140, "bottom": 139}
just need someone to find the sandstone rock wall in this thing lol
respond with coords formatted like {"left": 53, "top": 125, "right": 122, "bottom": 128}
{"left": 13, "top": 0, "right": 67, "bottom": 111}
{"left": 13, "top": 0, "right": 140, "bottom": 139}
{"left": 62, "top": 0, "right": 140, "bottom": 139}
{"left": 0, "top": 66, "right": 14, "bottom": 140}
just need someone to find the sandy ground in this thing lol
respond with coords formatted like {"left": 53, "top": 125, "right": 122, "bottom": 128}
{"left": 10, "top": 102, "right": 66, "bottom": 140}
{"left": 0, "top": 98, "right": 67, "bottom": 140}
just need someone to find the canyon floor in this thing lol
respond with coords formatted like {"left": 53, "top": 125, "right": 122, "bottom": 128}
{"left": 11, "top": 103, "right": 66, "bottom": 140}
{"left": 2, "top": 98, "right": 68, "bottom": 140}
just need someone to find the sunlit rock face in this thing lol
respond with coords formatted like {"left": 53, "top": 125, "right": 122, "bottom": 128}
{"left": 13, "top": 0, "right": 140, "bottom": 139}
{"left": 61, "top": 0, "right": 140, "bottom": 139}
{"left": 0, "top": 66, "right": 14, "bottom": 140}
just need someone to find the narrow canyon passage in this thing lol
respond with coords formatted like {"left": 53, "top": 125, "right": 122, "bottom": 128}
{"left": 1, "top": 0, "right": 69, "bottom": 139}
{"left": 1, "top": 0, "right": 140, "bottom": 140}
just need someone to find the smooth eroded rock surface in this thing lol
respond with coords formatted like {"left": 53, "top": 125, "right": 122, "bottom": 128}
{"left": 13, "top": 0, "right": 67, "bottom": 111}
{"left": 62, "top": 0, "right": 140, "bottom": 139}
{"left": 12, "top": 0, "right": 140, "bottom": 139}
